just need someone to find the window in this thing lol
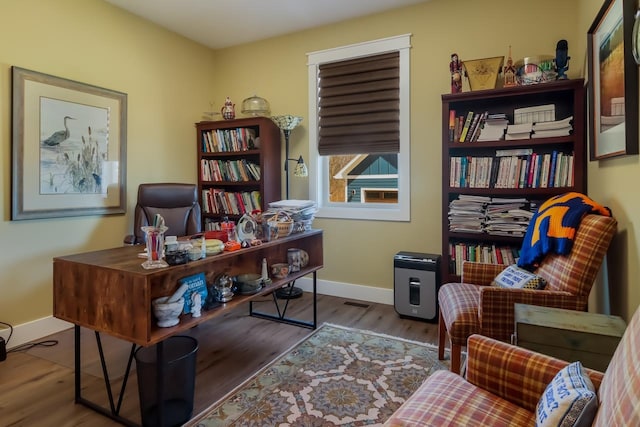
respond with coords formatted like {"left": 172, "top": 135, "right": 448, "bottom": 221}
{"left": 307, "top": 34, "right": 411, "bottom": 221}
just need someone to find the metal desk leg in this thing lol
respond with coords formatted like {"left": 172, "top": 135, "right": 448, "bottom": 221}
{"left": 250, "top": 271, "right": 317, "bottom": 329}
{"left": 74, "top": 325, "right": 140, "bottom": 427}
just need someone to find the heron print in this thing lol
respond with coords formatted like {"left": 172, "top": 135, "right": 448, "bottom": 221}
{"left": 39, "top": 97, "right": 109, "bottom": 194}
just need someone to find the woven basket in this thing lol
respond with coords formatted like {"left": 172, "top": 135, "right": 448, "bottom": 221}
{"left": 268, "top": 211, "right": 293, "bottom": 238}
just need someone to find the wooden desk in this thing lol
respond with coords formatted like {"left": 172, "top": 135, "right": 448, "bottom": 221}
{"left": 53, "top": 230, "right": 323, "bottom": 425}
{"left": 514, "top": 303, "right": 626, "bottom": 371}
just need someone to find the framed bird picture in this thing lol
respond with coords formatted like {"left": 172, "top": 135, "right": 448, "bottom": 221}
{"left": 11, "top": 67, "right": 127, "bottom": 219}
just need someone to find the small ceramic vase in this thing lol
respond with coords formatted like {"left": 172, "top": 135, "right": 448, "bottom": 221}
{"left": 221, "top": 97, "right": 235, "bottom": 120}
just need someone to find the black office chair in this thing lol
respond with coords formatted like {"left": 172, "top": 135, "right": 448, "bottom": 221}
{"left": 124, "top": 183, "right": 202, "bottom": 245}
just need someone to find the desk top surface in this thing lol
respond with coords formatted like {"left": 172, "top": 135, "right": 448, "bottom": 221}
{"left": 54, "top": 229, "right": 323, "bottom": 275}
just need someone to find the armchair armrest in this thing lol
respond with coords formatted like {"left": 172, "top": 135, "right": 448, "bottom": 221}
{"left": 478, "top": 287, "right": 586, "bottom": 342}
{"left": 461, "top": 261, "right": 507, "bottom": 286}
{"left": 465, "top": 334, "right": 603, "bottom": 412}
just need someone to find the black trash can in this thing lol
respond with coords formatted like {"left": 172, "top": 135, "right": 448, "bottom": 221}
{"left": 135, "top": 336, "right": 198, "bottom": 427}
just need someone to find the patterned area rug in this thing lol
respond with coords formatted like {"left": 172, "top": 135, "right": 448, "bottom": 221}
{"left": 188, "top": 323, "right": 452, "bottom": 426}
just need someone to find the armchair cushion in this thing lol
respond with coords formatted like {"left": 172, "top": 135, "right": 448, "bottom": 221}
{"left": 491, "top": 264, "right": 547, "bottom": 290}
{"left": 535, "top": 361, "right": 598, "bottom": 427}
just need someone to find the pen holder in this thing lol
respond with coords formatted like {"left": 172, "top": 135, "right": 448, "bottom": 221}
{"left": 142, "top": 225, "right": 169, "bottom": 269}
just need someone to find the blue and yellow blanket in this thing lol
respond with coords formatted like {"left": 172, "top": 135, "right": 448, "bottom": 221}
{"left": 517, "top": 192, "right": 612, "bottom": 270}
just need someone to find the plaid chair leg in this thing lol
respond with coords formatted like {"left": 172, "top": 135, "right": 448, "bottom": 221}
{"left": 438, "top": 282, "right": 482, "bottom": 375}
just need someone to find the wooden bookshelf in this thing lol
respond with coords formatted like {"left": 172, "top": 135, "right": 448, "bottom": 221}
{"left": 196, "top": 117, "right": 281, "bottom": 230}
{"left": 441, "top": 79, "right": 587, "bottom": 284}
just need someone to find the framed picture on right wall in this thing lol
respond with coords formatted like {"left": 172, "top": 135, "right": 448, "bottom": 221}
{"left": 587, "top": 0, "right": 638, "bottom": 160}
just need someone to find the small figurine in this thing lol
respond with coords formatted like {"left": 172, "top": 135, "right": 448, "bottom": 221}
{"left": 191, "top": 292, "right": 202, "bottom": 317}
{"left": 503, "top": 46, "right": 517, "bottom": 87}
{"left": 555, "top": 40, "right": 570, "bottom": 80}
{"left": 221, "top": 97, "right": 235, "bottom": 120}
{"left": 450, "top": 53, "right": 463, "bottom": 93}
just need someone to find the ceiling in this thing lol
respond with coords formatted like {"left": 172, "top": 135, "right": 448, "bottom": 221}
{"left": 103, "top": 0, "right": 429, "bottom": 49}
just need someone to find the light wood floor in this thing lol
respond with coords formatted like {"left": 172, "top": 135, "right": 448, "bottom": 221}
{"left": 1, "top": 293, "right": 442, "bottom": 427}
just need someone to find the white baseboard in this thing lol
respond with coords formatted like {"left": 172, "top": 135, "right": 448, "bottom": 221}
{"left": 295, "top": 276, "right": 394, "bottom": 305}
{"left": 1, "top": 316, "right": 73, "bottom": 350}
{"left": 3, "top": 279, "right": 392, "bottom": 347}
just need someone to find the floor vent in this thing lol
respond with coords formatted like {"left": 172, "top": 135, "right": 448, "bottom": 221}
{"left": 344, "top": 301, "right": 370, "bottom": 308}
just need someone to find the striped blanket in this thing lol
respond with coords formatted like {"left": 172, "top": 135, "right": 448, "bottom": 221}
{"left": 517, "top": 192, "right": 612, "bottom": 270}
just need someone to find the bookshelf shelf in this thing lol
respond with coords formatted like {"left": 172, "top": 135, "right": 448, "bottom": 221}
{"left": 196, "top": 117, "right": 281, "bottom": 230}
{"left": 441, "top": 79, "right": 586, "bottom": 283}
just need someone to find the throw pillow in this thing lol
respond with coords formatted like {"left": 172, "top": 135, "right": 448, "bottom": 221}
{"left": 491, "top": 264, "right": 547, "bottom": 289}
{"left": 535, "top": 361, "right": 598, "bottom": 427}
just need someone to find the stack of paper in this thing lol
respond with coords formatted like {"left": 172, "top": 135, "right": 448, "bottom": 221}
{"left": 483, "top": 198, "right": 533, "bottom": 236}
{"left": 532, "top": 116, "right": 573, "bottom": 138}
{"left": 448, "top": 195, "right": 490, "bottom": 233}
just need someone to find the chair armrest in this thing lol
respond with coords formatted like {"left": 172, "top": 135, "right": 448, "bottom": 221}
{"left": 461, "top": 261, "right": 507, "bottom": 286}
{"left": 465, "top": 334, "right": 603, "bottom": 412}
{"left": 478, "top": 287, "right": 585, "bottom": 342}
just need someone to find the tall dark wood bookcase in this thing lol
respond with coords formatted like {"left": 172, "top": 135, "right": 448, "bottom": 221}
{"left": 196, "top": 117, "right": 281, "bottom": 230}
{"left": 441, "top": 79, "right": 586, "bottom": 284}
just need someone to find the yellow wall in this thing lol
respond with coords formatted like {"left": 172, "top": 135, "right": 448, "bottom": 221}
{"left": 1, "top": 0, "right": 638, "bottom": 334}
{"left": 0, "top": 0, "right": 216, "bottom": 326}
{"left": 211, "top": 0, "right": 587, "bottom": 296}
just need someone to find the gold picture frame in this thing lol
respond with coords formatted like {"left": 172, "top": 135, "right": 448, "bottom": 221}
{"left": 11, "top": 67, "right": 127, "bottom": 220}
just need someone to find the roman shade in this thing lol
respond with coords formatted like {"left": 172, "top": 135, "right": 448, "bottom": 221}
{"left": 318, "top": 52, "right": 399, "bottom": 155}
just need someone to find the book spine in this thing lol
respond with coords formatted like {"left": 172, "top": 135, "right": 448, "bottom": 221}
{"left": 548, "top": 150, "right": 558, "bottom": 187}
{"left": 465, "top": 112, "right": 481, "bottom": 142}
{"left": 459, "top": 111, "right": 474, "bottom": 142}
{"left": 449, "top": 110, "right": 456, "bottom": 142}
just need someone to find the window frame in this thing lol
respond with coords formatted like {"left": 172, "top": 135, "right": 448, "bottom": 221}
{"left": 307, "top": 34, "right": 411, "bottom": 222}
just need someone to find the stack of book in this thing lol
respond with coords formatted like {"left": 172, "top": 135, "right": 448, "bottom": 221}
{"left": 477, "top": 114, "right": 508, "bottom": 141}
{"left": 532, "top": 116, "right": 573, "bottom": 138}
{"left": 506, "top": 123, "right": 533, "bottom": 140}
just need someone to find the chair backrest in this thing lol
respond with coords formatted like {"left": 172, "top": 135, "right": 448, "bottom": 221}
{"left": 534, "top": 214, "right": 617, "bottom": 307}
{"left": 592, "top": 304, "right": 640, "bottom": 426}
{"left": 130, "top": 183, "right": 202, "bottom": 244}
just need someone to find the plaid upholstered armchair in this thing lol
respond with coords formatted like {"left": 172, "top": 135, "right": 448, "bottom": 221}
{"left": 385, "top": 304, "right": 640, "bottom": 426}
{"left": 437, "top": 214, "right": 617, "bottom": 374}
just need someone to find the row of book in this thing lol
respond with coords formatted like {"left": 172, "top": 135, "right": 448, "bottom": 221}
{"left": 448, "top": 242, "right": 521, "bottom": 275}
{"left": 201, "top": 189, "right": 261, "bottom": 216}
{"left": 200, "top": 158, "right": 261, "bottom": 182}
{"left": 448, "top": 195, "right": 534, "bottom": 237}
{"left": 201, "top": 127, "right": 257, "bottom": 152}
{"left": 449, "top": 110, "right": 496, "bottom": 143}
{"left": 449, "top": 107, "right": 570, "bottom": 143}
{"left": 450, "top": 149, "right": 574, "bottom": 189}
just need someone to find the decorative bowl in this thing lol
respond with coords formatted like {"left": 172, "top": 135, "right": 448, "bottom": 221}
{"left": 188, "top": 247, "right": 202, "bottom": 261}
{"left": 271, "top": 263, "right": 291, "bottom": 279}
{"left": 152, "top": 296, "right": 184, "bottom": 327}
{"left": 235, "top": 273, "right": 264, "bottom": 295}
{"left": 165, "top": 249, "right": 189, "bottom": 265}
